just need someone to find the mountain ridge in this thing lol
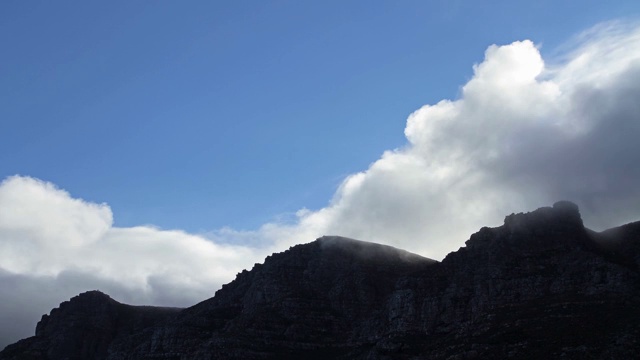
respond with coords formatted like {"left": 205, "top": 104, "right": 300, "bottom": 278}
{"left": 2, "top": 201, "right": 639, "bottom": 359}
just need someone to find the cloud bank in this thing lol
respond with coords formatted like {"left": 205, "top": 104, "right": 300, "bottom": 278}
{"left": 2, "top": 21, "right": 640, "bottom": 348}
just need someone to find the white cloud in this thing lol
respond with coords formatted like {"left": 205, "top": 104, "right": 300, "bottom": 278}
{"left": 0, "top": 176, "right": 112, "bottom": 274}
{"left": 0, "top": 176, "right": 259, "bottom": 289}
{"left": 2, "top": 20, "right": 640, "bottom": 349}
{"left": 260, "top": 21, "right": 640, "bottom": 259}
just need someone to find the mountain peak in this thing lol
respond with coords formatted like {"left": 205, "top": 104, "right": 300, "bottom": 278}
{"left": 461, "top": 200, "right": 587, "bottom": 256}
{"left": 503, "top": 200, "right": 583, "bottom": 229}
{"left": 316, "top": 235, "right": 434, "bottom": 264}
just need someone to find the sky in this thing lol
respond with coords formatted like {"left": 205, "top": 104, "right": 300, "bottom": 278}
{"left": 2, "top": 0, "right": 640, "bottom": 349}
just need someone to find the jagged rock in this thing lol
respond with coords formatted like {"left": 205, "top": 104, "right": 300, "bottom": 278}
{"left": 2, "top": 202, "right": 639, "bottom": 359}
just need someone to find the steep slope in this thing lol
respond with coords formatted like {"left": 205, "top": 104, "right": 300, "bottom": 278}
{"left": 1, "top": 201, "right": 639, "bottom": 359}
{"left": 108, "top": 237, "right": 436, "bottom": 359}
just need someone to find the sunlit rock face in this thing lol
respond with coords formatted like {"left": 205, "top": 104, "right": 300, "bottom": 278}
{"left": 2, "top": 202, "right": 640, "bottom": 359}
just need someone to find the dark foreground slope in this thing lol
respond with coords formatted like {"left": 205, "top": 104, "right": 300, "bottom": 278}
{"left": 2, "top": 201, "right": 639, "bottom": 359}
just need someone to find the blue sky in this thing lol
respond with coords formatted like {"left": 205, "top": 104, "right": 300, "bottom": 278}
{"left": 2, "top": 1, "right": 640, "bottom": 348}
{"left": 2, "top": 1, "right": 638, "bottom": 232}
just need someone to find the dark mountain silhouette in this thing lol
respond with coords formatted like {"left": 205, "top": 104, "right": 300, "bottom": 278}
{"left": 1, "top": 201, "right": 639, "bottom": 359}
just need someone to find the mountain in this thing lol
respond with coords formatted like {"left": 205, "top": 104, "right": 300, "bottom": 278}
{"left": 1, "top": 201, "right": 639, "bottom": 359}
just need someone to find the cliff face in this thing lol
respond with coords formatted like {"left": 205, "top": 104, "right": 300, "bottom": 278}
{"left": 2, "top": 202, "right": 639, "bottom": 359}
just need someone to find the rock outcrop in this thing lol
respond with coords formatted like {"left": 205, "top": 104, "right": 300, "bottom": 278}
{"left": 0, "top": 291, "right": 180, "bottom": 360}
{"left": 2, "top": 202, "right": 639, "bottom": 359}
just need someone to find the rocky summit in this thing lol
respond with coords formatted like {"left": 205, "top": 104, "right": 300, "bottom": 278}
{"left": 1, "top": 201, "right": 639, "bottom": 359}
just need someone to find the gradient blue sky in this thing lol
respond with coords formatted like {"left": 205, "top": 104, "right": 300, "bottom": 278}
{"left": 4, "top": 1, "right": 640, "bottom": 348}
{"left": 1, "top": 1, "right": 638, "bottom": 232}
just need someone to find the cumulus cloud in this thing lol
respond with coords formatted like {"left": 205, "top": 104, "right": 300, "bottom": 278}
{"left": 264, "top": 21, "right": 640, "bottom": 257}
{"left": 2, "top": 20, "right": 640, "bottom": 349}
